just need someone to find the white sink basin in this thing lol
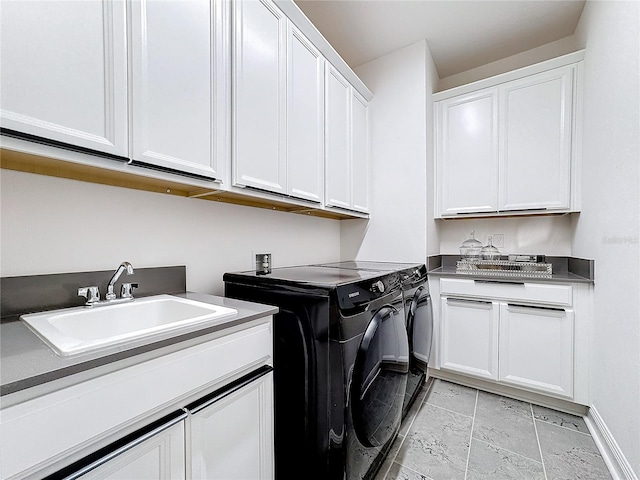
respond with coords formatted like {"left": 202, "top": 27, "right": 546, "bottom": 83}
{"left": 21, "top": 295, "right": 238, "bottom": 356}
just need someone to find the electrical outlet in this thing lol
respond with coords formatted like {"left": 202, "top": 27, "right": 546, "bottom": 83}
{"left": 493, "top": 234, "right": 504, "bottom": 249}
{"left": 255, "top": 253, "right": 272, "bottom": 274}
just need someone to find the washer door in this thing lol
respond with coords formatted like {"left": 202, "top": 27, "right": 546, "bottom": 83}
{"left": 351, "top": 305, "right": 409, "bottom": 448}
{"left": 407, "top": 286, "right": 433, "bottom": 370}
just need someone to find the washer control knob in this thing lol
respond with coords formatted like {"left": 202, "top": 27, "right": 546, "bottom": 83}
{"left": 372, "top": 280, "right": 385, "bottom": 294}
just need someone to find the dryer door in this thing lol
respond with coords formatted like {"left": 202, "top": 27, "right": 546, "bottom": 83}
{"left": 408, "top": 286, "right": 433, "bottom": 370}
{"left": 351, "top": 305, "right": 409, "bottom": 448}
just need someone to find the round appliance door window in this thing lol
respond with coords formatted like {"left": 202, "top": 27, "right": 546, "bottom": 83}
{"left": 351, "top": 305, "right": 409, "bottom": 447}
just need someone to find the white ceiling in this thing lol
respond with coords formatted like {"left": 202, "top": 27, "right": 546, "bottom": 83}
{"left": 294, "top": 0, "right": 586, "bottom": 78}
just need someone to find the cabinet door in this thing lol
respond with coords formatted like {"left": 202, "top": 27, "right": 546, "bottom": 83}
{"left": 436, "top": 89, "right": 498, "bottom": 216}
{"left": 499, "top": 304, "right": 574, "bottom": 398}
{"left": 441, "top": 298, "right": 498, "bottom": 380}
{"left": 351, "top": 92, "right": 370, "bottom": 213}
{"left": 286, "top": 24, "right": 324, "bottom": 203}
{"left": 0, "top": 0, "right": 127, "bottom": 156}
{"left": 130, "top": 0, "right": 226, "bottom": 179}
{"left": 233, "top": 0, "right": 287, "bottom": 194}
{"left": 498, "top": 66, "right": 574, "bottom": 211}
{"left": 190, "top": 372, "right": 274, "bottom": 480}
{"left": 325, "top": 66, "right": 352, "bottom": 209}
{"left": 76, "top": 420, "right": 186, "bottom": 480}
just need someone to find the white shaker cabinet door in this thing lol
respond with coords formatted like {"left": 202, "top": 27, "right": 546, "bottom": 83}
{"left": 76, "top": 421, "right": 186, "bottom": 480}
{"left": 498, "top": 66, "right": 574, "bottom": 211}
{"left": 190, "top": 372, "right": 274, "bottom": 480}
{"left": 436, "top": 88, "right": 499, "bottom": 216}
{"left": 499, "top": 304, "right": 574, "bottom": 398}
{"left": 351, "top": 92, "right": 370, "bottom": 213}
{"left": 0, "top": 0, "right": 128, "bottom": 156}
{"left": 441, "top": 298, "right": 499, "bottom": 380}
{"left": 325, "top": 66, "right": 352, "bottom": 209}
{"left": 233, "top": 0, "right": 287, "bottom": 194}
{"left": 286, "top": 24, "right": 325, "bottom": 203}
{"left": 130, "top": 0, "right": 227, "bottom": 179}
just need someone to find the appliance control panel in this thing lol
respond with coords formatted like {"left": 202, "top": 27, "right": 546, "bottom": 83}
{"left": 336, "top": 273, "right": 401, "bottom": 311}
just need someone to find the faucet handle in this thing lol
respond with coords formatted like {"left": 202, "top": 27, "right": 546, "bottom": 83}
{"left": 78, "top": 286, "right": 100, "bottom": 305}
{"left": 121, "top": 283, "right": 139, "bottom": 299}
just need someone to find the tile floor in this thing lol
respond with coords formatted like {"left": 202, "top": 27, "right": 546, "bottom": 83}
{"left": 376, "top": 379, "right": 612, "bottom": 480}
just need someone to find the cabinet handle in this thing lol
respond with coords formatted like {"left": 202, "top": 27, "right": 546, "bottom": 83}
{"left": 51, "top": 410, "right": 188, "bottom": 480}
{"left": 454, "top": 211, "right": 498, "bottom": 215}
{"left": 186, "top": 365, "right": 273, "bottom": 414}
{"left": 507, "top": 303, "right": 566, "bottom": 312}
{"left": 446, "top": 297, "right": 492, "bottom": 306}
{"left": 474, "top": 280, "right": 525, "bottom": 286}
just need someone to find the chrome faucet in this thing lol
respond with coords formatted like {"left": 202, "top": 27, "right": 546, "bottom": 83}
{"left": 106, "top": 262, "right": 134, "bottom": 300}
{"left": 77, "top": 262, "right": 138, "bottom": 307}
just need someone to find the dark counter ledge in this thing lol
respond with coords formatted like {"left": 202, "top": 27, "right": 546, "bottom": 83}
{"left": 427, "top": 255, "right": 595, "bottom": 284}
{"left": 0, "top": 267, "right": 278, "bottom": 398}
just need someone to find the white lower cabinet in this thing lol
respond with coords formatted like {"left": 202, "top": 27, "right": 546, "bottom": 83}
{"left": 434, "top": 278, "right": 587, "bottom": 402}
{"left": 499, "top": 304, "right": 574, "bottom": 398}
{"left": 0, "top": 320, "right": 274, "bottom": 479}
{"left": 190, "top": 371, "right": 274, "bottom": 480}
{"left": 441, "top": 298, "right": 499, "bottom": 380}
{"left": 76, "top": 418, "right": 187, "bottom": 480}
{"left": 63, "top": 371, "right": 274, "bottom": 480}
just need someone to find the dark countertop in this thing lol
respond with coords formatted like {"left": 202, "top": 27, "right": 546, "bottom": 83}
{"left": 427, "top": 255, "right": 594, "bottom": 284}
{"left": 0, "top": 292, "right": 278, "bottom": 399}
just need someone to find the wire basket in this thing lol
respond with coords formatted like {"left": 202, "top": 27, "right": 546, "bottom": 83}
{"left": 456, "top": 259, "right": 553, "bottom": 278}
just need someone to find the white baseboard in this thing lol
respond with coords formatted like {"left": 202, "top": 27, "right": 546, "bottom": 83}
{"left": 585, "top": 406, "right": 638, "bottom": 480}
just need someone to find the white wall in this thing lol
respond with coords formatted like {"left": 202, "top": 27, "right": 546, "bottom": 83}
{"left": 425, "top": 40, "right": 440, "bottom": 257}
{"left": 340, "top": 40, "right": 434, "bottom": 262}
{"left": 438, "top": 216, "right": 575, "bottom": 256}
{"left": 0, "top": 169, "right": 341, "bottom": 295}
{"left": 572, "top": 1, "right": 640, "bottom": 476}
{"left": 437, "top": 35, "right": 581, "bottom": 91}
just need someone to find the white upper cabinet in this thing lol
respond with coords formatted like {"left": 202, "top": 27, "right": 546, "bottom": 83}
{"left": 436, "top": 88, "right": 498, "bottom": 215}
{"left": 0, "top": 0, "right": 128, "bottom": 156}
{"left": 351, "top": 92, "right": 370, "bottom": 213}
{"left": 286, "top": 24, "right": 325, "bottom": 203}
{"left": 233, "top": 0, "right": 288, "bottom": 194}
{"left": 325, "top": 66, "right": 352, "bottom": 210}
{"left": 434, "top": 54, "right": 583, "bottom": 218}
{"left": 130, "top": 0, "right": 228, "bottom": 179}
{"left": 233, "top": 0, "right": 326, "bottom": 203}
{"left": 325, "top": 66, "right": 370, "bottom": 213}
{"left": 498, "top": 66, "right": 573, "bottom": 211}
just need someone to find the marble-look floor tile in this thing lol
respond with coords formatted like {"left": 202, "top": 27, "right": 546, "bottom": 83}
{"left": 532, "top": 405, "right": 590, "bottom": 434}
{"left": 472, "top": 391, "right": 541, "bottom": 461}
{"left": 425, "top": 379, "right": 477, "bottom": 417}
{"left": 374, "top": 433, "right": 407, "bottom": 480}
{"left": 385, "top": 462, "right": 435, "bottom": 480}
{"left": 395, "top": 403, "right": 472, "bottom": 480}
{"left": 536, "top": 420, "right": 612, "bottom": 480}
{"left": 466, "top": 438, "right": 545, "bottom": 480}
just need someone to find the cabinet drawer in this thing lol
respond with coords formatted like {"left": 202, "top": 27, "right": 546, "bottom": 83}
{"left": 440, "top": 278, "right": 572, "bottom": 306}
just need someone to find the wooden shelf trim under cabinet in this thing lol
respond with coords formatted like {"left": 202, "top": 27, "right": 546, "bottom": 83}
{"left": 0, "top": 148, "right": 364, "bottom": 220}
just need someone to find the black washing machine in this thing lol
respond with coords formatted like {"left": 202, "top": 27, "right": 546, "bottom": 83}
{"left": 223, "top": 266, "right": 409, "bottom": 480}
{"left": 318, "top": 261, "right": 433, "bottom": 417}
